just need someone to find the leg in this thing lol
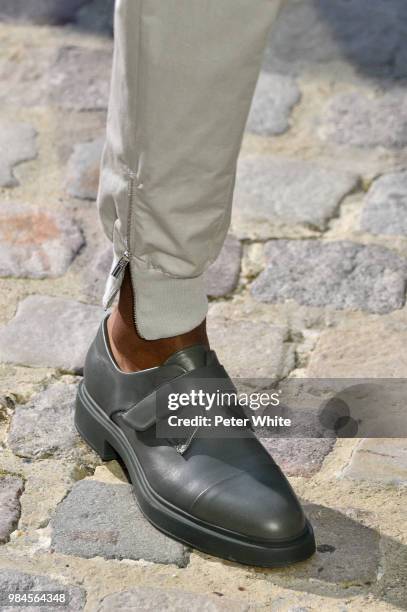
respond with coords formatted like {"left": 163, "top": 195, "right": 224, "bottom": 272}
{"left": 98, "top": 0, "right": 281, "bottom": 369}
{"left": 77, "top": 0, "right": 316, "bottom": 567}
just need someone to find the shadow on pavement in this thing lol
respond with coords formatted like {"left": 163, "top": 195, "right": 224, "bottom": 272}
{"left": 251, "top": 502, "right": 407, "bottom": 611}
{"left": 0, "top": 0, "right": 114, "bottom": 35}
{"left": 265, "top": 0, "right": 407, "bottom": 82}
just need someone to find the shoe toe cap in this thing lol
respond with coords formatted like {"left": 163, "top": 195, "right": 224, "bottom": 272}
{"left": 191, "top": 470, "right": 307, "bottom": 542}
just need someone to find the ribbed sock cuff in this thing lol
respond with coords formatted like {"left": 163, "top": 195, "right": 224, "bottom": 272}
{"left": 129, "top": 257, "right": 208, "bottom": 340}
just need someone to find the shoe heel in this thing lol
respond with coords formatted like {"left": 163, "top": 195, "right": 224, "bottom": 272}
{"left": 75, "top": 385, "right": 118, "bottom": 461}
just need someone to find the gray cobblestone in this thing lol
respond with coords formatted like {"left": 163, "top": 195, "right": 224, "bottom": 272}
{"left": 205, "top": 234, "right": 242, "bottom": 298}
{"left": 208, "top": 314, "right": 295, "bottom": 379}
{"left": 0, "top": 46, "right": 53, "bottom": 108}
{"left": 361, "top": 171, "right": 407, "bottom": 235}
{"left": 0, "top": 123, "right": 37, "bottom": 187}
{"left": 0, "top": 476, "right": 23, "bottom": 543}
{"left": 247, "top": 72, "right": 301, "bottom": 136}
{"left": 252, "top": 240, "right": 407, "bottom": 314}
{"left": 51, "top": 480, "right": 188, "bottom": 565}
{"left": 261, "top": 438, "right": 335, "bottom": 478}
{"left": 319, "top": 90, "right": 407, "bottom": 148}
{"left": 0, "top": 569, "right": 86, "bottom": 611}
{"left": 0, "top": 43, "right": 112, "bottom": 110}
{"left": 0, "top": 296, "right": 104, "bottom": 371}
{"left": 66, "top": 137, "right": 104, "bottom": 200}
{"left": 81, "top": 243, "right": 112, "bottom": 304}
{"left": 8, "top": 382, "right": 80, "bottom": 460}
{"left": 233, "top": 156, "right": 358, "bottom": 238}
{"left": 47, "top": 46, "right": 112, "bottom": 110}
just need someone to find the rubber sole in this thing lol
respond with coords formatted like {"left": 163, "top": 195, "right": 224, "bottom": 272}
{"left": 75, "top": 381, "right": 316, "bottom": 567}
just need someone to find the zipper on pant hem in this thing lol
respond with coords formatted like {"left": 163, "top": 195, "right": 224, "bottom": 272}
{"left": 111, "top": 250, "right": 131, "bottom": 278}
{"left": 125, "top": 171, "right": 142, "bottom": 336}
{"left": 108, "top": 170, "right": 142, "bottom": 336}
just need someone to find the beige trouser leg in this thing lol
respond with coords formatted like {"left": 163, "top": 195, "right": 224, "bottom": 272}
{"left": 98, "top": 0, "right": 280, "bottom": 339}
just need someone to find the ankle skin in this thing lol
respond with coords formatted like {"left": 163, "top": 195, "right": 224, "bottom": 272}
{"left": 107, "top": 268, "right": 209, "bottom": 372}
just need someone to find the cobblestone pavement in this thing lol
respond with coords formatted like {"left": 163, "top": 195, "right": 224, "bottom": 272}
{"left": 0, "top": 1, "right": 407, "bottom": 610}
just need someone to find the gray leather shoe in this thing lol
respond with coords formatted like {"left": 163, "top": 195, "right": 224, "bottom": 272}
{"left": 75, "top": 317, "right": 316, "bottom": 567}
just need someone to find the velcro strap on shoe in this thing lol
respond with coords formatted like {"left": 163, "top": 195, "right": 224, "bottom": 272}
{"left": 122, "top": 365, "right": 239, "bottom": 431}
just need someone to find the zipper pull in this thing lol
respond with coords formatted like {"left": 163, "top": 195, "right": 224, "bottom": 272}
{"left": 111, "top": 250, "right": 130, "bottom": 278}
